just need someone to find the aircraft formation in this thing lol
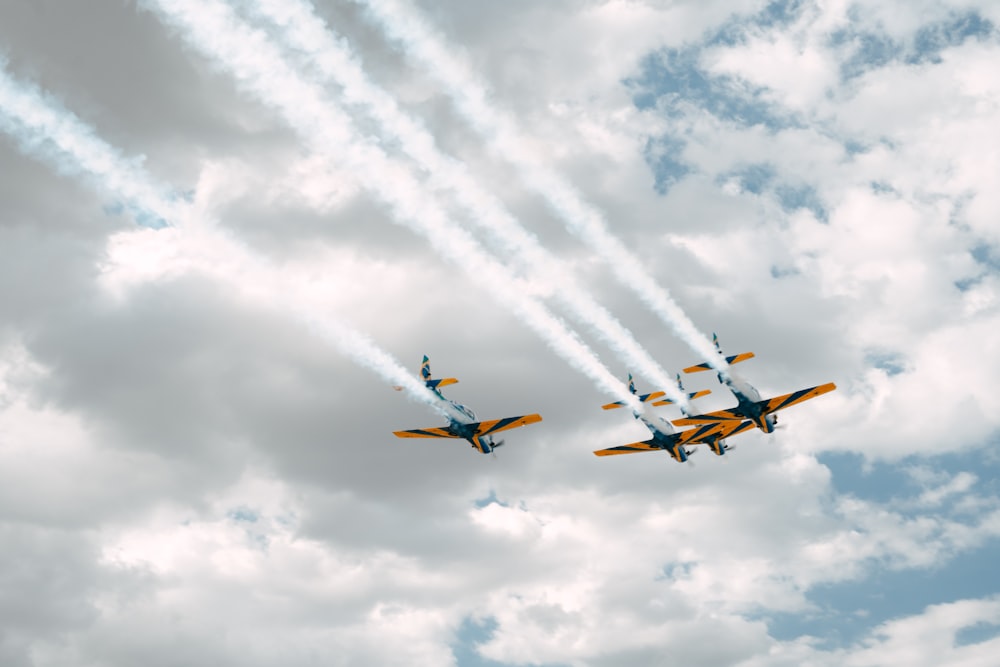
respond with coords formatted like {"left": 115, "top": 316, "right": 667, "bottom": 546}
{"left": 394, "top": 334, "right": 836, "bottom": 462}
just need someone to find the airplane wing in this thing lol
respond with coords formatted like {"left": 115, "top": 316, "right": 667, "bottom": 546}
{"left": 689, "top": 420, "right": 755, "bottom": 442}
{"left": 593, "top": 440, "right": 662, "bottom": 456}
{"left": 671, "top": 408, "right": 745, "bottom": 427}
{"left": 470, "top": 414, "right": 543, "bottom": 436}
{"left": 393, "top": 427, "right": 461, "bottom": 439}
{"left": 683, "top": 352, "right": 755, "bottom": 373}
{"left": 755, "top": 382, "right": 837, "bottom": 415}
{"left": 672, "top": 420, "right": 751, "bottom": 444}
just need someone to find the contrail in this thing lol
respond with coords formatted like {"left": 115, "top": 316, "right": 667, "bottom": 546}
{"left": 236, "top": 0, "right": 690, "bottom": 408}
{"left": 0, "top": 63, "right": 459, "bottom": 421}
{"left": 354, "top": 0, "right": 730, "bottom": 378}
{"left": 143, "top": 0, "right": 642, "bottom": 410}
{"left": 0, "top": 58, "right": 174, "bottom": 230}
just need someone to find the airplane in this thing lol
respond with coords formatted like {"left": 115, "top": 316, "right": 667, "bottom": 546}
{"left": 673, "top": 333, "right": 836, "bottom": 434}
{"left": 595, "top": 411, "right": 755, "bottom": 461}
{"left": 595, "top": 374, "right": 753, "bottom": 461}
{"left": 392, "top": 356, "right": 542, "bottom": 455}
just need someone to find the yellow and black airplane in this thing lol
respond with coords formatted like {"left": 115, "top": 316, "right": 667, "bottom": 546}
{"left": 595, "top": 418, "right": 755, "bottom": 461}
{"left": 673, "top": 334, "right": 836, "bottom": 434}
{"left": 595, "top": 373, "right": 753, "bottom": 462}
{"left": 393, "top": 356, "right": 542, "bottom": 455}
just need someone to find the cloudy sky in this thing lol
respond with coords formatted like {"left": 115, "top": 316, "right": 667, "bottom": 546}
{"left": 1, "top": 0, "right": 999, "bottom": 664}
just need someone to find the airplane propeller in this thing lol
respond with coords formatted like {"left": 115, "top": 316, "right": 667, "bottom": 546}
{"left": 491, "top": 440, "right": 505, "bottom": 459}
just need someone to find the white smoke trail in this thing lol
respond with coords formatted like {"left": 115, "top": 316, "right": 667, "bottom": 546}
{"left": 354, "top": 0, "right": 729, "bottom": 377}
{"left": 236, "top": 0, "right": 689, "bottom": 408}
{"left": 0, "top": 59, "right": 177, "bottom": 229}
{"left": 0, "top": 64, "right": 457, "bottom": 421}
{"left": 143, "top": 0, "right": 642, "bottom": 410}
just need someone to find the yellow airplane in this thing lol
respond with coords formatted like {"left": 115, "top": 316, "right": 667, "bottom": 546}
{"left": 595, "top": 373, "right": 752, "bottom": 461}
{"left": 595, "top": 418, "right": 755, "bottom": 461}
{"left": 393, "top": 356, "right": 542, "bottom": 455}
{"left": 673, "top": 334, "right": 836, "bottom": 434}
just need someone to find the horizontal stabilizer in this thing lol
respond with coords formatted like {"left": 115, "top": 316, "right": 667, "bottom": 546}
{"left": 651, "top": 389, "right": 711, "bottom": 406}
{"left": 593, "top": 440, "right": 660, "bottom": 456}
{"left": 393, "top": 377, "right": 459, "bottom": 392}
{"left": 601, "top": 390, "right": 666, "bottom": 410}
{"left": 470, "top": 413, "right": 543, "bottom": 436}
{"left": 683, "top": 352, "right": 755, "bottom": 374}
{"left": 393, "top": 426, "right": 461, "bottom": 439}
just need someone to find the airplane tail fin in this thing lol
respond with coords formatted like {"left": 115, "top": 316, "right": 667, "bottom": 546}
{"left": 419, "top": 355, "right": 458, "bottom": 391}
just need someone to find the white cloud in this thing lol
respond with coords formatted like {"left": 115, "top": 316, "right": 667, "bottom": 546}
{"left": 3, "top": 0, "right": 1000, "bottom": 664}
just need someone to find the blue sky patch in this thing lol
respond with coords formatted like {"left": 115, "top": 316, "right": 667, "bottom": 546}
{"left": 644, "top": 135, "right": 690, "bottom": 193}
{"left": 771, "top": 446, "right": 1000, "bottom": 645}
{"left": 823, "top": 444, "right": 1000, "bottom": 511}
{"left": 819, "top": 451, "right": 907, "bottom": 505}
{"left": 909, "top": 12, "right": 996, "bottom": 64}
{"left": 628, "top": 48, "right": 792, "bottom": 131}
{"left": 955, "top": 618, "right": 1000, "bottom": 647}
{"left": 127, "top": 205, "right": 169, "bottom": 230}
{"left": 756, "top": 0, "right": 807, "bottom": 29}
{"left": 834, "top": 30, "right": 902, "bottom": 80}
{"left": 102, "top": 199, "right": 168, "bottom": 229}
{"left": 956, "top": 242, "right": 1000, "bottom": 291}
{"left": 770, "top": 265, "right": 800, "bottom": 279}
{"left": 452, "top": 616, "right": 505, "bottom": 667}
{"left": 722, "top": 163, "right": 775, "bottom": 195}
{"left": 451, "top": 617, "right": 571, "bottom": 667}
{"left": 864, "top": 351, "right": 906, "bottom": 376}
{"left": 227, "top": 506, "right": 259, "bottom": 523}
{"left": 473, "top": 490, "right": 508, "bottom": 509}
{"left": 765, "top": 542, "right": 1000, "bottom": 646}
{"left": 832, "top": 11, "right": 995, "bottom": 80}
{"left": 970, "top": 243, "right": 1000, "bottom": 273}
{"left": 776, "top": 183, "right": 828, "bottom": 222}
{"left": 713, "top": 163, "right": 827, "bottom": 220}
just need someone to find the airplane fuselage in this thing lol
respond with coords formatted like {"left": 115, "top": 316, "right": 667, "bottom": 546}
{"left": 637, "top": 415, "right": 691, "bottom": 462}
{"left": 440, "top": 398, "right": 499, "bottom": 454}
{"left": 725, "top": 378, "right": 777, "bottom": 432}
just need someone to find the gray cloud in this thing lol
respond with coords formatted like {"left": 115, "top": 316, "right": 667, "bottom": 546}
{"left": 2, "top": 0, "right": 1000, "bottom": 665}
